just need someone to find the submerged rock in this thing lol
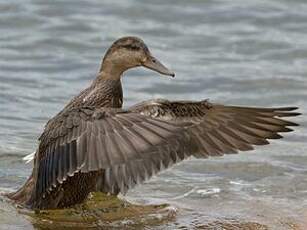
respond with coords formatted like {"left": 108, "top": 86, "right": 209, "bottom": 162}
{"left": 19, "top": 192, "right": 176, "bottom": 229}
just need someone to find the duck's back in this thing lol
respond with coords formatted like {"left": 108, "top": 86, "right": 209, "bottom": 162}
{"left": 10, "top": 79, "right": 124, "bottom": 209}
{"left": 65, "top": 79, "right": 123, "bottom": 110}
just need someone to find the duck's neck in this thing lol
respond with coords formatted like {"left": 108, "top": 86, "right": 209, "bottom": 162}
{"left": 98, "top": 57, "right": 128, "bottom": 80}
{"left": 89, "top": 73, "right": 123, "bottom": 108}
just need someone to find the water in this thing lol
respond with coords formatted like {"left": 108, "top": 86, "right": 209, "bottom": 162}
{"left": 0, "top": 0, "right": 307, "bottom": 229}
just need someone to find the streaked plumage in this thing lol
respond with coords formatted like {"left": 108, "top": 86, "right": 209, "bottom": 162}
{"left": 8, "top": 36, "right": 300, "bottom": 209}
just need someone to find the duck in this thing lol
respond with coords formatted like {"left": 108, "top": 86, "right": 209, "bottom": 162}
{"left": 7, "top": 36, "right": 300, "bottom": 210}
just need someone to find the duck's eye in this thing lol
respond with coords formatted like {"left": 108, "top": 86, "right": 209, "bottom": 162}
{"left": 152, "top": 58, "right": 156, "bottom": 63}
{"left": 122, "top": 44, "right": 140, "bottom": 51}
{"left": 131, "top": 44, "right": 139, "bottom": 50}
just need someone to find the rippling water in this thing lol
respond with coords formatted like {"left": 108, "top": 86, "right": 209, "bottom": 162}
{"left": 1, "top": 0, "right": 307, "bottom": 229}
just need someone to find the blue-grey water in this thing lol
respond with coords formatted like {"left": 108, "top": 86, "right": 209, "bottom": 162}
{"left": 0, "top": 0, "right": 307, "bottom": 229}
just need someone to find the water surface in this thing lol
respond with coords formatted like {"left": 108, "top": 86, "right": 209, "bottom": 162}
{"left": 0, "top": 0, "right": 307, "bottom": 229}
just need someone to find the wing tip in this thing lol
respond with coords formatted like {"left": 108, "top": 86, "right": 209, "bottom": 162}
{"left": 274, "top": 106, "right": 299, "bottom": 111}
{"left": 277, "top": 112, "right": 301, "bottom": 117}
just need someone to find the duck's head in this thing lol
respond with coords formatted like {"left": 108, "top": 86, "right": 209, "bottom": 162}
{"left": 100, "top": 36, "right": 174, "bottom": 79}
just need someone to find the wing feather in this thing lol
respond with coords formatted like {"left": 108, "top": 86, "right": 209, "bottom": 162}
{"left": 129, "top": 99, "right": 299, "bottom": 162}
{"left": 34, "top": 107, "right": 185, "bottom": 196}
{"left": 34, "top": 100, "right": 300, "bottom": 197}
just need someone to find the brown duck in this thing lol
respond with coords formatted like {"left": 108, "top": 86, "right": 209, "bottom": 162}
{"left": 8, "top": 36, "right": 300, "bottom": 210}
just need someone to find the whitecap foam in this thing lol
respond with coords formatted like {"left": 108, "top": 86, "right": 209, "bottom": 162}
{"left": 196, "top": 188, "right": 221, "bottom": 196}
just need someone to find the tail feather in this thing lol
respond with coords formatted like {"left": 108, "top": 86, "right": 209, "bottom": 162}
{"left": 23, "top": 151, "right": 36, "bottom": 163}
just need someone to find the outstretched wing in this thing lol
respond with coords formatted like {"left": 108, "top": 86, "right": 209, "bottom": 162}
{"left": 129, "top": 99, "right": 300, "bottom": 158}
{"left": 35, "top": 99, "right": 300, "bottom": 197}
{"left": 34, "top": 106, "right": 188, "bottom": 198}
{"left": 95, "top": 99, "right": 300, "bottom": 194}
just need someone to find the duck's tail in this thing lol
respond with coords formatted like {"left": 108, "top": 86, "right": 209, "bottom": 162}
{"left": 23, "top": 151, "right": 35, "bottom": 163}
{"left": 5, "top": 171, "right": 34, "bottom": 206}
{"left": 5, "top": 152, "right": 36, "bottom": 205}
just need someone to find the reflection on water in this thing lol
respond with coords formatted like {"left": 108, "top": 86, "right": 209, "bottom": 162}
{"left": 0, "top": 0, "right": 307, "bottom": 229}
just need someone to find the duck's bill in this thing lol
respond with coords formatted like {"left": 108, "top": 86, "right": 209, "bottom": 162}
{"left": 142, "top": 56, "right": 175, "bottom": 77}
